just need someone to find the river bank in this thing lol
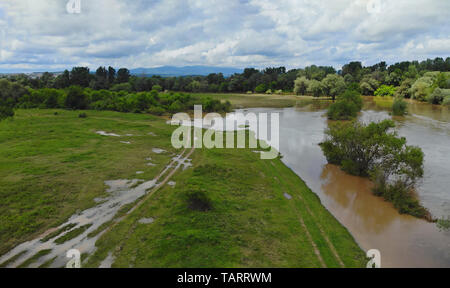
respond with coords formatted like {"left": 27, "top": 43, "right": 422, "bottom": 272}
{"left": 0, "top": 109, "right": 366, "bottom": 268}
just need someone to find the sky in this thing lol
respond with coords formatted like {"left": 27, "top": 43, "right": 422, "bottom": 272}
{"left": 0, "top": 0, "right": 449, "bottom": 72}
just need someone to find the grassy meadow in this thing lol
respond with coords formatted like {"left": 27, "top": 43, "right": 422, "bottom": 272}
{"left": 0, "top": 108, "right": 366, "bottom": 267}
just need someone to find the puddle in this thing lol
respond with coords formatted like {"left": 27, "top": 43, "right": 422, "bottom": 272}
{"left": 146, "top": 157, "right": 152, "bottom": 161}
{"left": 136, "top": 171, "right": 144, "bottom": 175}
{"left": 283, "top": 193, "right": 292, "bottom": 200}
{"left": 96, "top": 131, "right": 121, "bottom": 137}
{"left": 146, "top": 163, "right": 156, "bottom": 167}
{"left": 0, "top": 178, "right": 157, "bottom": 268}
{"left": 120, "top": 141, "right": 131, "bottom": 144}
{"left": 168, "top": 181, "right": 176, "bottom": 187}
{"left": 148, "top": 132, "right": 157, "bottom": 136}
{"left": 99, "top": 252, "right": 115, "bottom": 268}
{"left": 152, "top": 148, "right": 166, "bottom": 154}
{"left": 138, "top": 218, "right": 155, "bottom": 224}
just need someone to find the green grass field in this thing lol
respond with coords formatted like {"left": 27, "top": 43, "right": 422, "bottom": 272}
{"left": 0, "top": 108, "right": 366, "bottom": 267}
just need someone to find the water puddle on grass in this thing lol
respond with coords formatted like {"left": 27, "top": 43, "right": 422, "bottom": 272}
{"left": 138, "top": 218, "right": 155, "bottom": 224}
{"left": 99, "top": 252, "right": 116, "bottom": 268}
{"left": 152, "top": 148, "right": 167, "bottom": 154}
{"left": 96, "top": 131, "right": 121, "bottom": 137}
{"left": 0, "top": 177, "right": 158, "bottom": 268}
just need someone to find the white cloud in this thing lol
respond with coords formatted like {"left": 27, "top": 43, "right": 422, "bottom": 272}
{"left": 0, "top": 0, "right": 448, "bottom": 72}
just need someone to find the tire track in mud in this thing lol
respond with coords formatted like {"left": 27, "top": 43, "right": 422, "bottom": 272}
{"left": 266, "top": 159, "right": 345, "bottom": 268}
{"left": 296, "top": 194, "right": 345, "bottom": 268}
{"left": 95, "top": 147, "right": 196, "bottom": 267}
{"left": 264, "top": 160, "right": 326, "bottom": 268}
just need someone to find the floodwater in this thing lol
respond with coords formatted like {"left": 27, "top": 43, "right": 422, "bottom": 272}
{"left": 240, "top": 99, "right": 450, "bottom": 268}
{"left": 0, "top": 178, "right": 157, "bottom": 268}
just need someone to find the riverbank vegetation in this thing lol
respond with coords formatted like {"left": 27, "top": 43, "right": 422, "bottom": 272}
{"left": 326, "top": 90, "right": 363, "bottom": 120}
{"left": 320, "top": 120, "right": 429, "bottom": 219}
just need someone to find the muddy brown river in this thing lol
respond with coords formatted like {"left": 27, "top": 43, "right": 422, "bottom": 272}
{"left": 243, "top": 99, "right": 450, "bottom": 268}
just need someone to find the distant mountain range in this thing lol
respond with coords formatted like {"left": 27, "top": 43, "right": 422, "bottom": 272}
{"left": 0, "top": 66, "right": 244, "bottom": 77}
{"left": 130, "top": 66, "right": 243, "bottom": 77}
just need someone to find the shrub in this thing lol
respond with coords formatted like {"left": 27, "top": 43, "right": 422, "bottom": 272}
{"left": 78, "top": 112, "right": 87, "bottom": 118}
{"left": 327, "top": 100, "right": 359, "bottom": 120}
{"left": 392, "top": 97, "right": 408, "bottom": 116}
{"left": 185, "top": 190, "right": 213, "bottom": 212}
{"left": 443, "top": 96, "right": 450, "bottom": 106}
{"left": 148, "top": 106, "right": 166, "bottom": 116}
{"left": 427, "top": 88, "right": 450, "bottom": 105}
{"left": 265, "top": 89, "right": 273, "bottom": 94}
{"left": 327, "top": 90, "right": 362, "bottom": 120}
{"left": 65, "top": 86, "right": 88, "bottom": 110}
{"left": 254, "top": 84, "right": 266, "bottom": 94}
{"left": 168, "top": 100, "right": 184, "bottom": 113}
{"left": 152, "top": 85, "right": 163, "bottom": 92}
{"left": 0, "top": 105, "right": 14, "bottom": 121}
{"left": 374, "top": 85, "right": 396, "bottom": 97}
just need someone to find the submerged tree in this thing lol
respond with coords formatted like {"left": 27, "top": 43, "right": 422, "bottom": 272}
{"left": 320, "top": 120, "right": 429, "bottom": 219}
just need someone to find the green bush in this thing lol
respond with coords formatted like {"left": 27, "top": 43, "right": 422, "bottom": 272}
{"left": 254, "top": 84, "right": 266, "bottom": 94}
{"left": 148, "top": 106, "right": 166, "bottom": 116}
{"left": 184, "top": 190, "right": 213, "bottom": 212}
{"left": 65, "top": 86, "right": 87, "bottom": 110}
{"left": 78, "top": 112, "right": 87, "bottom": 118}
{"left": 392, "top": 97, "right": 408, "bottom": 116}
{"left": 443, "top": 96, "right": 450, "bottom": 106}
{"left": 427, "top": 88, "right": 450, "bottom": 105}
{"left": 320, "top": 120, "right": 428, "bottom": 219}
{"left": 0, "top": 105, "right": 14, "bottom": 121}
{"left": 374, "top": 85, "right": 396, "bottom": 97}
{"left": 327, "top": 90, "right": 362, "bottom": 120}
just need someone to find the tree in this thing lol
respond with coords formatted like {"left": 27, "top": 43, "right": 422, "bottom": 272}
{"left": 116, "top": 68, "right": 130, "bottom": 84}
{"left": 327, "top": 90, "right": 362, "bottom": 120}
{"left": 307, "top": 79, "right": 324, "bottom": 97}
{"left": 395, "top": 79, "right": 414, "bottom": 99}
{"left": 321, "top": 74, "right": 346, "bottom": 100}
{"left": 342, "top": 61, "right": 363, "bottom": 81}
{"left": 108, "top": 66, "right": 116, "bottom": 84}
{"left": 70, "top": 67, "right": 91, "bottom": 87}
{"left": 94, "top": 66, "right": 109, "bottom": 90}
{"left": 54, "top": 70, "right": 71, "bottom": 89}
{"left": 360, "top": 78, "right": 380, "bottom": 95}
{"left": 65, "top": 86, "right": 88, "bottom": 110}
{"left": 294, "top": 76, "right": 309, "bottom": 95}
{"left": 320, "top": 120, "right": 428, "bottom": 218}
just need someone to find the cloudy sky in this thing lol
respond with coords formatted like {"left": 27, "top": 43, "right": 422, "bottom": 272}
{"left": 0, "top": 0, "right": 449, "bottom": 72}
